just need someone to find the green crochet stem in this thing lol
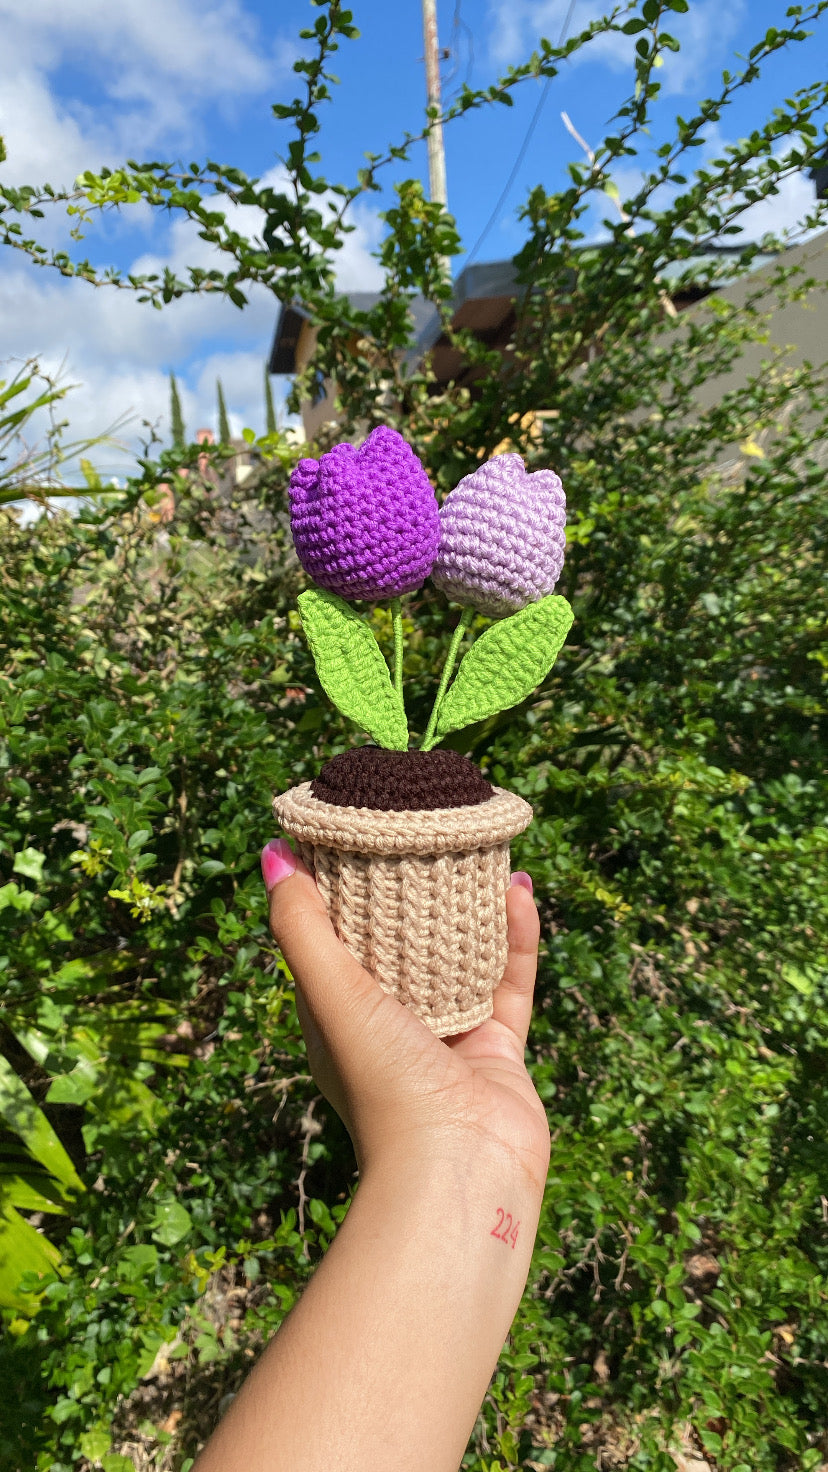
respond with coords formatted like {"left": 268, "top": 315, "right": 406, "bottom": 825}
{"left": 420, "top": 607, "right": 475, "bottom": 752}
{"left": 390, "top": 597, "right": 404, "bottom": 699}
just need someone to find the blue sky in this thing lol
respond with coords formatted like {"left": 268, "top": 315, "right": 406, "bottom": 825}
{"left": 0, "top": 0, "right": 825, "bottom": 476}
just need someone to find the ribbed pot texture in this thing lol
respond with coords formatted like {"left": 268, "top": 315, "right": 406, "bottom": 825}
{"left": 271, "top": 783, "right": 533, "bottom": 1037}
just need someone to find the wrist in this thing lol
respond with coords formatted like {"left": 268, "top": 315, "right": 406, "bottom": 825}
{"left": 353, "top": 1132, "right": 547, "bottom": 1266}
{"left": 358, "top": 1120, "right": 550, "bottom": 1204}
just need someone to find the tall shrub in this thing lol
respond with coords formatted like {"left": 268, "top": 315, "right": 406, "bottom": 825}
{"left": 216, "top": 379, "right": 231, "bottom": 445}
{"left": 264, "top": 368, "right": 278, "bottom": 437}
{"left": 169, "top": 372, "right": 186, "bottom": 449}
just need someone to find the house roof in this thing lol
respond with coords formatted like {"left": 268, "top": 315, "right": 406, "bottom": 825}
{"left": 267, "top": 241, "right": 789, "bottom": 379}
{"left": 811, "top": 160, "right": 828, "bottom": 200}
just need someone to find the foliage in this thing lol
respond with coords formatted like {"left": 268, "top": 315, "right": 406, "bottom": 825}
{"left": 1, "top": 2, "right": 828, "bottom": 1470}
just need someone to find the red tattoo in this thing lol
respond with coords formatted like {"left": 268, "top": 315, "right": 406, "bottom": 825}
{"left": 490, "top": 1208, "right": 520, "bottom": 1249}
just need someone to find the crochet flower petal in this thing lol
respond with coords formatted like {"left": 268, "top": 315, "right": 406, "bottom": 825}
{"left": 289, "top": 426, "right": 440, "bottom": 601}
{"left": 432, "top": 453, "right": 566, "bottom": 617}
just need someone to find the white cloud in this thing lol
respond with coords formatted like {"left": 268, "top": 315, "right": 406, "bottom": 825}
{"left": 0, "top": 0, "right": 281, "bottom": 104}
{"left": 0, "top": 69, "right": 112, "bottom": 188}
{"left": 486, "top": 0, "right": 746, "bottom": 95}
{"left": 487, "top": 0, "right": 635, "bottom": 68}
{"left": 0, "top": 4, "right": 386, "bottom": 490}
{"left": 80, "top": 159, "right": 384, "bottom": 300}
{"left": 0, "top": 0, "right": 293, "bottom": 186}
{"left": 655, "top": 0, "right": 746, "bottom": 96}
{"left": 732, "top": 163, "right": 824, "bottom": 243}
{"left": 0, "top": 305, "right": 283, "bottom": 482}
{"left": 0, "top": 0, "right": 272, "bottom": 95}
{"left": 329, "top": 208, "right": 386, "bottom": 292}
{"left": 0, "top": 255, "right": 282, "bottom": 477}
{"left": 0, "top": 177, "right": 385, "bottom": 481}
{"left": 194, "top": 351, "right": 276, "bottom": 440}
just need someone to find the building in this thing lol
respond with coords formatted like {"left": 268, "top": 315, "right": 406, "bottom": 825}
{"left": 267, "top": 231, "right": 828, "bottom": 444}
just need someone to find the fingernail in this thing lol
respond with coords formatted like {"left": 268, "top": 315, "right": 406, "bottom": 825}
{"left": 261, "top": 838, "right": 296, "bottom": 891}
{"left": 510, "top": 871, "right": 533, "bottom": 894}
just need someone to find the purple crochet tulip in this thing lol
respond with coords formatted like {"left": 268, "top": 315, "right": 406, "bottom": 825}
{"left": 431, "top": 453, "right": 567, "bottom": 618}
{"left": 289, "top": 426, "right": 440, "bottom": 601}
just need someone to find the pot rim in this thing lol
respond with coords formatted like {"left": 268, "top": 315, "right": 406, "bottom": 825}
{"left": 272, "top": 781, "right": 533, "bottom": 856}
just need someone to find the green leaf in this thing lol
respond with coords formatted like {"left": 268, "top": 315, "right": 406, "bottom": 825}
{"left": 0, "top": 1055, "right": 85, "bottom": 1196}
{"left": 434, "top": 596, "right": 573, "bottom": 741}
{"left": 0, "top": 882, "right": 36, "bottom": 913}
{"left": 118, "top": 1244, "right": 159, "bottom": 1282}
{"left": 51, "top": 1399, "right": 79, "bottom": 1427}
{"left": 0, "top": 1171, "right": 70, "bottom": 1215}
{"left": 46, "top": 1064, "right": 98, "bottom": 1107}
{"left": 151, "top": 1197, "right": 193, "bottom": 1247}
{"left": 79, "top": 1428, "right": 112, "bottom": 1461}
{"left": 0, "top": 1201, "right": 61, "bottom": 1312}
{"left": 297, "top": 588, "right": 408, "bottom": 750}
{"left": 12, "top": 847, "right": 46, "bottom": 882}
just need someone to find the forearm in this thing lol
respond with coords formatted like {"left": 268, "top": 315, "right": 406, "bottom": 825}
{"left": 194, "top": 1145, "right": 544, "bottom": 1472}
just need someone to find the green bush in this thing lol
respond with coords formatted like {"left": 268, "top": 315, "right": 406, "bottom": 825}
{"left": 2, "top": 2, "right": 828, "bottom": 1468}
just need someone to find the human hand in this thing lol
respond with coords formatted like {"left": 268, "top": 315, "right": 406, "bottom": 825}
{"left": 261, "top": 840, "right": 550, "bottom": 1194}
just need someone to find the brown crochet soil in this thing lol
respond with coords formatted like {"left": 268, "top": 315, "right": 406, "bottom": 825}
{"left": 310, "top": 746, "right": 494, "bottom": 811}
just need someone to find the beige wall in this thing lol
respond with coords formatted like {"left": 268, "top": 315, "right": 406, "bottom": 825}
{"left": 292, "top": 319, "right": 345, "bottom": 443}
{"left": 688, "top": 231, "right": 828, "bottom": 424}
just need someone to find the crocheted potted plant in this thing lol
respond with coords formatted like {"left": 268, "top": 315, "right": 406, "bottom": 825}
{"left": 271, "top": 426, "right": 573, "bottom": 1037}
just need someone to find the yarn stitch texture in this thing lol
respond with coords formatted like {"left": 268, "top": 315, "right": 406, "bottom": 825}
{"left": 432, "top": 452, "right": 566, "bottom": 618}
{"left": 296, "top": 589, "right": 408, "bottom": 750}
{"left": 289, "top": 424, "right": 441, "bottom": 601}
{"left": 434, "top": 595, "right": 574, "bottom": 741}
{"left": 273, "top": 783, "right": 532, "bottom": 855}
{"left": 311, "top": 746, "right": 493, "bottom": 811}
{"left": 273, "top": 784, "right": 533, "bottom": 1036}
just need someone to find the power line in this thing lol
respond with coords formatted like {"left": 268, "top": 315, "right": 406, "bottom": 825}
{"left": 465, "top": 0, "right": 578, "bottom": 267}
{"left": 443, "top": 0, "right": 475, "bottom": 104}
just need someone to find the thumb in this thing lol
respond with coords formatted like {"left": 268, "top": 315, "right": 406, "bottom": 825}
{"left": 260, "top": 838, "right": 402, "bottom": 1057}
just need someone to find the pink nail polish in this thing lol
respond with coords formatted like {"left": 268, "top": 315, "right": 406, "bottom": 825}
{"left": 261, "top": 839, "right": 296, "bottom": 891}
{"left": 510, "top": 871, "right": 533, "bottom": 894}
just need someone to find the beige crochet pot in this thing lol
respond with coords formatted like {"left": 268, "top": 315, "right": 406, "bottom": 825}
{"left": 272, "top": 783, "right": 533, "bottom": 1037}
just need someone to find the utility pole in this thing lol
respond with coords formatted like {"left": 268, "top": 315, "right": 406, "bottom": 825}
{"left": 421, "top": 0, "right": 448, "bottom": 207}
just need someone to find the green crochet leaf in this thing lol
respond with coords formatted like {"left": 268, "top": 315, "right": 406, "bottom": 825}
{"left": 434, "top": 595, "right": 574, "bottom": 742}
{"left": 297, "top": 589, "right": 409, "bottom": 750}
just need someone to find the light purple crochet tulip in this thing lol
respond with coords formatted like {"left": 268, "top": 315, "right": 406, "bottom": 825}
{"left": 431, "top": 453, "right": 567, "bottom": 618}
{"left": 289, "top": 426, "right": 440, "bottom": 602}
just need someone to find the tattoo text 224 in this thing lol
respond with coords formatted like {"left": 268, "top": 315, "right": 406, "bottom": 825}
{"left": 490, "top": 1208, "right": 519, "bottom": 1249}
